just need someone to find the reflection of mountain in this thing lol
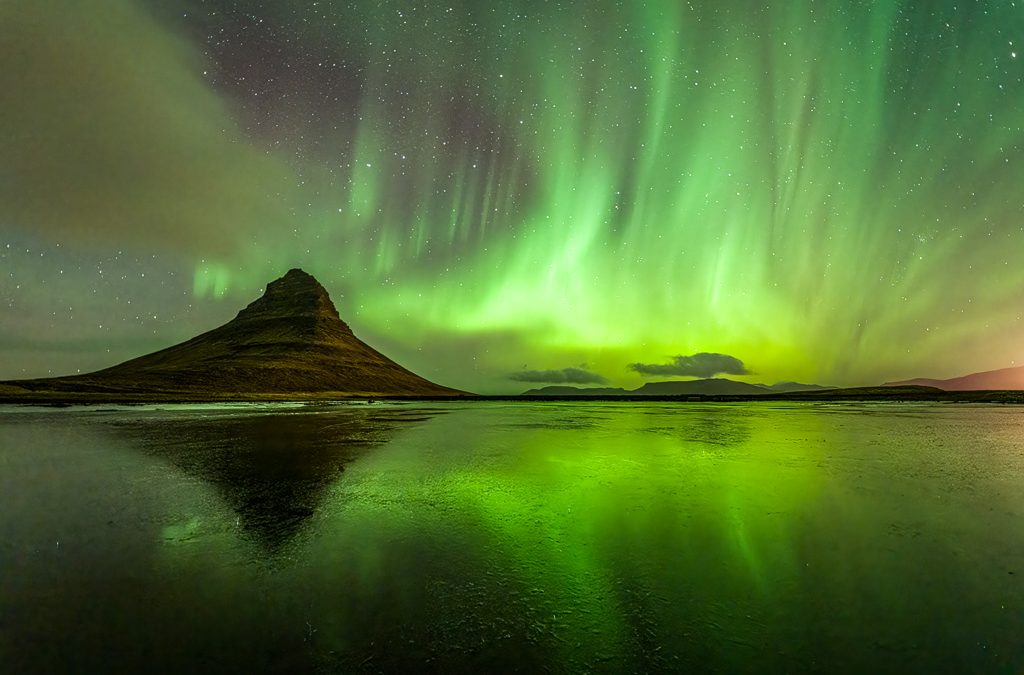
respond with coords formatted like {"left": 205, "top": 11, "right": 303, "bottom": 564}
{"left": 522, "top": 379, "right": 831, "bottom": 396}
{"left": 112, "top": 406, "right": 442, "bottom": 550}
{"left": 643, "top": 406, "right": 753, "bottom": 447}
{"left": 4, "top": 269, "right": 464, "bottom": 399}
{"left": 886, "top": 365, "right": 1024, "bottom": 391}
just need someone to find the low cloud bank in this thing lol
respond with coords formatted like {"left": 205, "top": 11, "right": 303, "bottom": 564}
{"left": 629, "top": 352, "right": 749, "bottom": 378}
{"left": 509, "top": 367, "right": 608, "bottom": 384}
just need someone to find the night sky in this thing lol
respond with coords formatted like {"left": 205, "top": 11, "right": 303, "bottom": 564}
{"left": 2, "top": 1, "right": 1023, "bottom": 393}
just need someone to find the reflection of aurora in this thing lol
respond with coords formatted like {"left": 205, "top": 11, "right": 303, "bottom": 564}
{"left": 429, "top": 405, "right": 825, "bottom": 664}
{"left": 280, "top": 403, "right": 1024, "bottom": 671}
{"left": 280, "top": 403, "right": 832, "bottom": 669}
{"left": 7, "top": 403, "right": 1024, "bottom": 671}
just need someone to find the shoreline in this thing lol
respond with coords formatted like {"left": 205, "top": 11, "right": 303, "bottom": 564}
{"left": 3, "top": 388, "right": 1024, "bottom": 406}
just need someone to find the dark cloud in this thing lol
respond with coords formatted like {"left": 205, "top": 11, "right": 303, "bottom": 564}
{"left": 508, "top": 367, "right": 608, "bottom": 385}
{"left": 629, "top": 353, "right": 750, "bottom": 378}
{"left": 0, "top": 0, "right": 299, "bottom": 256}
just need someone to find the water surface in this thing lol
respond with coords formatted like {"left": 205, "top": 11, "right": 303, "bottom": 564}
{"left": 1, "top": 401, "right": 1022, "bottom": 673}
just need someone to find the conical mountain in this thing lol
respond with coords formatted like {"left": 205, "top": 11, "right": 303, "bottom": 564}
{"left": 8, "top": 269, "right": 464, "bottom": 398}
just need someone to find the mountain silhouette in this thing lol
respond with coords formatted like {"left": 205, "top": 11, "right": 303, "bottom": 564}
{"left": 886, "top": 365, "right": 1024, "bottom": 391}
{"left": 763, "top": 381, "right": 834, "bottom": 393}
{"left": 523, "top": 378, "right": 787, "bottom": 396}
{"left": 519, "top": 386, "right": 631, "bottom": 396}
{"left": 6, "top": 269, "right": 463, "bottom": 398}
{"left": 520, "top": 379, "right": 837, "bottom": 396}
{"left": 633, "top": 379, "right": 771, "bottom": 395}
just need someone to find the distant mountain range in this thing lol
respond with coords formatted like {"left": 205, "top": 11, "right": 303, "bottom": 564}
{"left": 526, "top": 364, "right": 1024, "bottom": 397}
{"left": 2, "top": 269, "right": 463, "bottom": 399}
{"left": 522, "top": 379, "right": 833, "bottom": 397}
{"left": 886, "top": 365, "right": 1024, "bottom": 391}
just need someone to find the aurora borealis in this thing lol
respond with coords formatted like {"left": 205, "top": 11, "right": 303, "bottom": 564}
{"left": 2, "top": 1, "right": 1023, "bottom": 393}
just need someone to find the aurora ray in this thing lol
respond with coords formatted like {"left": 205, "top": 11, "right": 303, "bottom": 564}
{"left": 1, "top": 0, "right": 1022, "bottom": 393}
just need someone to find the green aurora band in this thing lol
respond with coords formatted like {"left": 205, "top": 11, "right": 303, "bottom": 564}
{"left": 3, "top": 1, "right": 1023, "bottom": 392}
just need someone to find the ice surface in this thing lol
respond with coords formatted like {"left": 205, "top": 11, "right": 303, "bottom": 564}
{"left": 1, "top": 401, "right": 1023, "bottom": 673}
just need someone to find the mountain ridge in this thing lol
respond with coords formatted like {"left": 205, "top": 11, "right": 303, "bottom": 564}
{"left": 4, "top": 269, "right": 464, "bottom": 398}
{"left": 521, "top": 379, "right": 832, "bottom": 397}
{"left": 886, "top": 364, "right": 1024, "bottom": 391}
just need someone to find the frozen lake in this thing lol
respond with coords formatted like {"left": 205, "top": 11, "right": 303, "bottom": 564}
{"left": 1, "top": 401, "right": 1023, "bottom": 673}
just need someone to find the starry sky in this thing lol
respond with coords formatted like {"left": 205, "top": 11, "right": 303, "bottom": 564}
{"left": 1, "top": 0, "right": 1023, "bottom": 394}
